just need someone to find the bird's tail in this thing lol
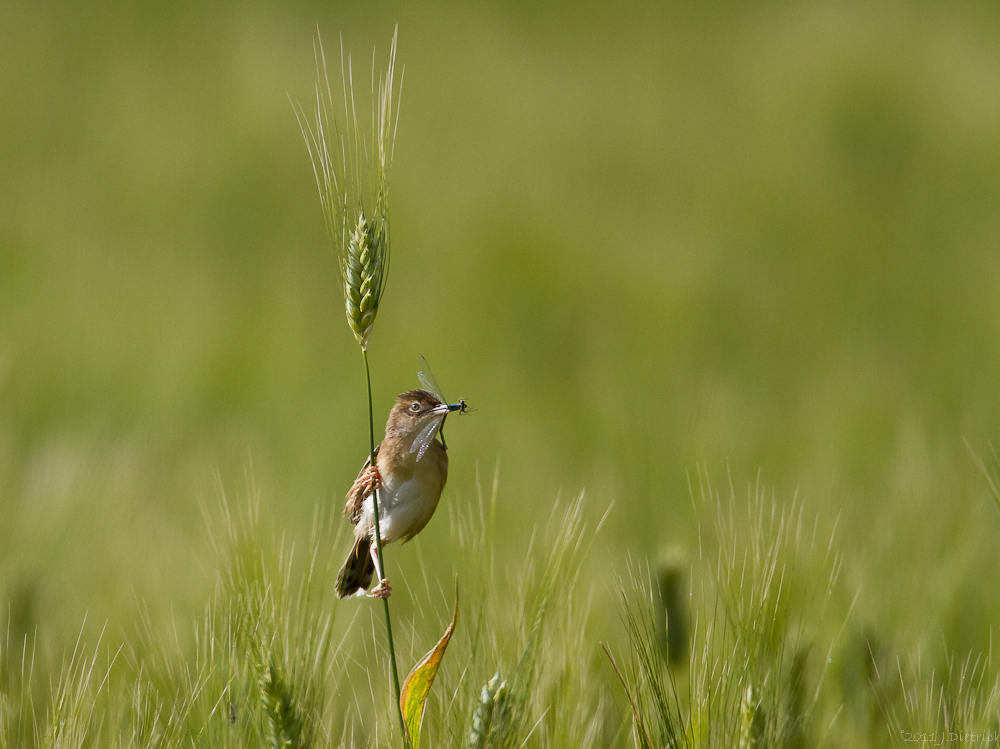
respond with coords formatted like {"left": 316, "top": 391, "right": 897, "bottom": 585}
{"left": 336, "top": 535, "right": 375, "bottom": 598}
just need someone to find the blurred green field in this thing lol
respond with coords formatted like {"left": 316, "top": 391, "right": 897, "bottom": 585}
{"left": 3, "top": 0, "right": 1000, "bottom": 744}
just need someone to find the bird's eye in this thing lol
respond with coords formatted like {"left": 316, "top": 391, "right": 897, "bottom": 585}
{"left": 409, "top": 402, "right": 421, "bottom": 412}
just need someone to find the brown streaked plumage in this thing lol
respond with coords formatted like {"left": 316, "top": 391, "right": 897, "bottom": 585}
{"left": 336, "top": 389, "right": 459, "bottom": 599}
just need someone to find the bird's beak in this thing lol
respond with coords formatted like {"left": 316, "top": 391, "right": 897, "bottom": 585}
{"left": 428, "top": 403, "right": 457, "bottom": 416}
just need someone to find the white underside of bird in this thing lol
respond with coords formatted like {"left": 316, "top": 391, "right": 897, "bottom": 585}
{"left": 356, "top": 458, "right": 445, "bottom": 545}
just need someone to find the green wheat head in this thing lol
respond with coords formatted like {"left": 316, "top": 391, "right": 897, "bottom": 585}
{"left": 738, "top": 685, "right": 763, "bottom": 749}
{"left": 261, "top": 660, "right": 304, "bottom": 749}
{"left": 466, "top": 672, "right": 509, "bottom": 749}
{"left": 343, "top": 211, "right": 386, "bottom": 349}
{"left": 296, "top": 28, "right": 400, "bottom": 350}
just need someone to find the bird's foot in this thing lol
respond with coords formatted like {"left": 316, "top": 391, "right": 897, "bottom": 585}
{"left": 362, "top": 465, "right": 383, "bottom": 492}
{"left": 367, "top": 579, "right": 392, "bottom": 599}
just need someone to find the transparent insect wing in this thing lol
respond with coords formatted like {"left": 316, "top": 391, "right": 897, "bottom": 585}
{"left": 410, "top": 413, "right": 443, "bottom": 461}
{"left": 417, "top": 354, "right": 446, "bottom": 402}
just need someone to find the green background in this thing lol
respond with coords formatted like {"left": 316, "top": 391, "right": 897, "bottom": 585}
{"left": 2, "top": 0, "right": 1000, "bottom": 709}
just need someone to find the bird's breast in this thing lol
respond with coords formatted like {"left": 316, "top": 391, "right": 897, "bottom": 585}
{"left": 360, "top": 440, "right": 449, "bottom": 544}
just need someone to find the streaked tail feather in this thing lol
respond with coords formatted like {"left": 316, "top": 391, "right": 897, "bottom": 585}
{"left": 336, "top": 536, "right": 375, "bottom": 598}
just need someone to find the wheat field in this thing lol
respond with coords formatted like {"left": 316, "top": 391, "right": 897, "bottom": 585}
{"left": 2, "top": 1, "right": 1000, "bottom": 745}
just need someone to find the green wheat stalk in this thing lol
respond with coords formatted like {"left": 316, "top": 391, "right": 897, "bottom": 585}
{"left": 295, "top": 26, "right": 406, "bottom": 743}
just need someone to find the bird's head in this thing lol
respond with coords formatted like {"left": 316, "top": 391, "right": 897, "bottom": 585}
{"left": 385, "top": 389, "right": 459, "bottom": 439}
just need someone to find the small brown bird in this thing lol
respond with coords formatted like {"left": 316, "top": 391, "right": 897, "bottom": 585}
{"left": 336, "top": 389, "right": 464, "bottom": 598}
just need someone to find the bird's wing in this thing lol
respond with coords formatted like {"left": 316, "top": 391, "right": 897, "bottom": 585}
{"left": 345, "top": 443, "right": 380, "bottom": 525}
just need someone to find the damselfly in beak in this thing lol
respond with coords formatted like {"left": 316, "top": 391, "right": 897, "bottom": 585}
{"left": 410, "top": 354, "right": 470, "bottom": 458}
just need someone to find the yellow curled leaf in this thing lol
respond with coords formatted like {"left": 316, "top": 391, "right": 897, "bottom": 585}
{"left": 400, "top": 582, "right": 459, "bottom": 749}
